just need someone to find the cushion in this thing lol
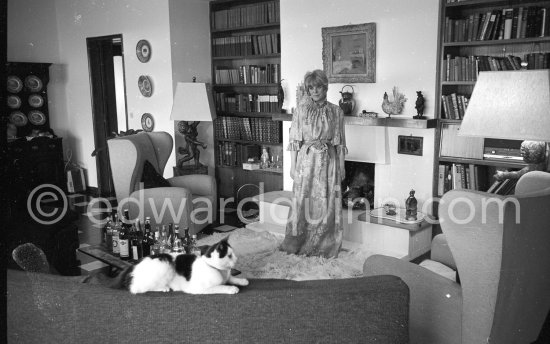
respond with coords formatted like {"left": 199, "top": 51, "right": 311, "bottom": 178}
{"left": 141, "top": 160, "right": 170, "bottom": 189}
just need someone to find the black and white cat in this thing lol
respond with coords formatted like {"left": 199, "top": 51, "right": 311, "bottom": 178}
{"left": 113, "top": 238, "right": 249, "bottom": 294}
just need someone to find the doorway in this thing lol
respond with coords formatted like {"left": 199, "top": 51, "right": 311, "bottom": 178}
{"left": 87, "top": 34, "right": 128, "bottom": 197}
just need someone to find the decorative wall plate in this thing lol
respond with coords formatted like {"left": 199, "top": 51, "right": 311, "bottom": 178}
{"left": 25, "top": 75, "right": 43, "bottom": 92}
{"left": 8, "top": 95, "right": 22, "bottom": 109}
{"left": 28, "top": 110, "right": 47, "bottom": 126}
{"left": 7, "top": 76, "right": 23, "bottom": 93}
{"left": 136, "top": 40, "right": 152, "bottom": 63}
{"left": 141, "top": 113, "right": 154, "bottom": 132}
{"left": 28, "top": 94, "right": 45, "bottom": 108}
{"left": 9, "top": 111, "right": 28, "bottom": 127}
{"left": 138, "top": 75, "right": 153, "bottom": 97}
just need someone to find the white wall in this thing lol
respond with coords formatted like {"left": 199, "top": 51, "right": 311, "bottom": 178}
{"left": 280, "top": 0, "right": 439, "bottom": 212}
{"left": 169, "top": 0, "right": 215, "bottom": 176}
{"left": 8, "top": 0, "right": 215, "bottom": 187}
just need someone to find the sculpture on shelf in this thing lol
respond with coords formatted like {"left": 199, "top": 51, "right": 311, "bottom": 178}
{"left": 381, "top": 87, "right": 407, "bottom": 118}
{"left": 413, "top": 91, "right": 426, "bottom": 119}
{"left": 177, "top": 121, "right": 207, "bottom": 168}
{"left": 494, "top": 141, "right": 547, "bottom": 181}
{"left": 339, "top": 85, "right": 356, "bottom": 115}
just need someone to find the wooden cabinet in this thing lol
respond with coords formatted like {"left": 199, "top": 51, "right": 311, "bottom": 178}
{"left": 210, "top": 0, "right": 283, "bottom": 208}
{"left": 433, "top": 0, "right": 550, "bottom": 201}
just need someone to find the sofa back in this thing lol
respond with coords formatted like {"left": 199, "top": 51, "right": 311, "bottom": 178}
{"left": 7, "top": 270, "right": 409, "bottom": 344}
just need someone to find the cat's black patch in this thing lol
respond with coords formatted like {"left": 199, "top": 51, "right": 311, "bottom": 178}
{"left": 204, "top": 238, "right": 230, "bottom": 258}
{"left": 174, "top": 254, "right": 197, "bottom": 281}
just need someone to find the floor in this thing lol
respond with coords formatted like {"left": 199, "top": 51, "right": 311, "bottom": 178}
{"left": 70, "top": 193, "right": 244, "bottom": 276}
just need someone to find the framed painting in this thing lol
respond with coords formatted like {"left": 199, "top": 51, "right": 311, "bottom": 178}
{"left": 322, "top": 23, "right": 376, "bottom": 83}
{"left": 398, "top": 135, "right": 423, "bottom": 156}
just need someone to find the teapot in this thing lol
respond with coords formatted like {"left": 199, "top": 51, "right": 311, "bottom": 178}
{"left": 339, "top": 85, "right": 355, "bottom": 115}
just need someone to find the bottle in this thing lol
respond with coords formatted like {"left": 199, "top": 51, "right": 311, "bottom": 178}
{"left": 104, "top": 214, "right": 113, "bottom": 250}
{"left": 405, "top": 189, "right": 418, "bottom": 221}
{"left": 142, "top": 217, "right": 152, "bottom": 257}
{"left": 112, "top": 213, "right": 121, "bottom": 256}
{"left": 119, "top": 209, "right": 131, "bottom": 260}
{"left": 160, "top": 225, "right": 170, "bottom": 253}
{"left": 189, "top": 234, "right": 201, "bottom": 256}
{"left": 171, "top": 225, "right": 183, "bottom": 253}
{"left": 182, "top": 227, "right": 191, "bottom": 254}
{"left": 150, "top": 229, "right": 160, "bottom": 255}
{"left": 131, "top": 219, "right": 143, "bottom": 261}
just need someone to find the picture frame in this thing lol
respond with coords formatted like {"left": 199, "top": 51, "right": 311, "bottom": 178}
{"left": 322, "top": 23, "right": 376, "bottom": 83}
{"left": 398, "top": 135, "right": 423, "bottom": 156}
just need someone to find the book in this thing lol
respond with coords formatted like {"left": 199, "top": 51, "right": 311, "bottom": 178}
{"left": 438, "top": 164, "right": 446, "bottom": 196}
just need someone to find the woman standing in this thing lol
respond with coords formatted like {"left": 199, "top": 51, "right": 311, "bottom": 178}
{"left": 280, "top": 70, "right": 347, "bottom": 258}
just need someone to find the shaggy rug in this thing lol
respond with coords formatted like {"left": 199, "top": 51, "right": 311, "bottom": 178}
{"left": 198, "top": 227, "right": 372, "bottom": 280}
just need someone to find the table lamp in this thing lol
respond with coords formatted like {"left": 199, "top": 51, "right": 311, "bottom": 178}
{"left": 459, "top": 70, "right": 550, "bottom": 177}
{"left": 170, "top": 78, "right": 216, "bottom": 170}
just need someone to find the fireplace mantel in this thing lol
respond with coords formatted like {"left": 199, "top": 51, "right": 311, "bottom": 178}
{"left": 273, "top": 113, "right": 437, "bottom": 129}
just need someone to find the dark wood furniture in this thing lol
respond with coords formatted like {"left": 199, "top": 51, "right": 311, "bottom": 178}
{"left": 210, "top": 0, "right": 284, "bottom": 208}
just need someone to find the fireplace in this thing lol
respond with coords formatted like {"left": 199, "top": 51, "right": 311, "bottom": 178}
{"left": 342, "top": 160, "right": 375, "bottom": 210}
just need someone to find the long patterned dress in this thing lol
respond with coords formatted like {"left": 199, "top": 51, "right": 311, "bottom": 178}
{"left": 280, "top": 98, "right": 347, "bottom": 258}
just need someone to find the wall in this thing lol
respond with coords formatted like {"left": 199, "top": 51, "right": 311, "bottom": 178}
{"left": 8, "top": 0, "right": 214, "bottom": 188}
{"left": 280, "top": 0, "right": 439, "bottom": 211}
{"left": 169, "top": 0, "right": 215, "bottom": 176}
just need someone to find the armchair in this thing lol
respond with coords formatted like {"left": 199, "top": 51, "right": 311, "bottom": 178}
{"left": 364, "top": 171, "right": 550, "bottom": 344}
{"left": 107, "top": 131, "right": 216, "bottom": 234}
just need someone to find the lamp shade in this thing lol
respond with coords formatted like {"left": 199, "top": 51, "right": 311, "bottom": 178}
{"left": 170, "top": 82, "right": 216, "bottom": 122}
{"left": 459, "top": 70, "right": 550, "bottom": 141}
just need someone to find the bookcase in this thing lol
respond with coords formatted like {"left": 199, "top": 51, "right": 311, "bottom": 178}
{"left": 434, "top": 0, "right": 550, "bottom": 203}
{"left": 210, "top": 0, "right": 283, "bottom": 209}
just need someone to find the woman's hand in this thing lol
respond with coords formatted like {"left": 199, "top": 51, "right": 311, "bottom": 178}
{"left": 290, "top": 166, "right": 297, "bottom": 180}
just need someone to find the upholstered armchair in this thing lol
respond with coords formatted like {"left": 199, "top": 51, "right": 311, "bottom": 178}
{"left": 364, "top": 171, "right": 550, "bottom": 344}
{"left": 107, "top": 131, "right": 216, "bottom": 235}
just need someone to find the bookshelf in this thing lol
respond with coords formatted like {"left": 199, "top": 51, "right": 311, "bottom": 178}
{"left": 433, "top": 0, "right": 549, "bottom": 205}
{"left": 210, "top": 0, "right": 283, "bottom": 206}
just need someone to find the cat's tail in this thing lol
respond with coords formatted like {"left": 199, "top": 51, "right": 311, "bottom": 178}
{"left": 108, "top": 265, "right": 134, "bottom": 290}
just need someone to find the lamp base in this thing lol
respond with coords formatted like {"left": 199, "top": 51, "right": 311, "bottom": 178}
{"left": 174, "top": 164, "right": 208, "bottom": 176}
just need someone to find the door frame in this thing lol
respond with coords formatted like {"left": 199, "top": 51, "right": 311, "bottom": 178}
{"left": 86, "top": 34, "right": 128, "bottom": 197}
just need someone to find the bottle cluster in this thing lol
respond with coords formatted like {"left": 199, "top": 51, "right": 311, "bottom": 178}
{"left": 102, "top": 209, "right": 201, "bottom": 262}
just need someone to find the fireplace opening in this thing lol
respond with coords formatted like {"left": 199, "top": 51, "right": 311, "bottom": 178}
{"left": 341, "top": 160, "right": 375, "bottom": 210}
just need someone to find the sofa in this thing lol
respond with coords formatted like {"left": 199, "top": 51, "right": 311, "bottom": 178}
{"left": 7, "top": 269, "right": 409, "bottom": 343}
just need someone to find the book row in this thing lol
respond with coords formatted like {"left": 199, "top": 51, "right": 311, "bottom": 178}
{"left": 211, "top": 1, "right": 279, "bottom": 30}
{"left": 438, "top": 163, "right": 518, "bottom": 196}
{"left": 215, "top": 92, "right": 280, "bottom": 114}
{"left": 443, "top": 54, "right": 550, "bottom": 81}
{"left": 212, "top": 34, "right": 280, "bottom": 57}
{"left": 214, "top": 116, "right": 281, "bottom": 143}
{"left": 214, "top": 64, "right": 280, "bottom": 85}
{"left": 441, "top": 93, "right": 469, "bottom": 120}
{"left": 444, "top": 6, "right": 550, "bottom": 42}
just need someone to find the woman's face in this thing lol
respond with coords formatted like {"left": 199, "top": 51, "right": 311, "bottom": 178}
{"left": 308, "top": 84, "right": 327, "bottom": 103}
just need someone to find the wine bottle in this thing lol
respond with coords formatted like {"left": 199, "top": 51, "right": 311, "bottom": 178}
{"left": 119, "top": 210, "right": 130, "bottom": 260}
{"left": 151, "top": 229, "right": 160, "bottom": 255}
{"left": 112, "top": 213, "right": 121, "bottom": 256}
{"left": 131, "top": 219, "right": 143, "bottom": 261}
{"left": 182, "top": 227, "right": 191, "bottom": 254}
{"left": 142, "top": 217, "right": 152, "bottom": 257}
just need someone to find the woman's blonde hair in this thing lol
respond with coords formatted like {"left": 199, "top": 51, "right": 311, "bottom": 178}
{"left": 304, "top": 69, "right": 328, "bottom": 94}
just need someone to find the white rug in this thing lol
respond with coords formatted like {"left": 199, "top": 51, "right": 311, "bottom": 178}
{"left": 198, "top": 228, "right": 372, "bottom": 280}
